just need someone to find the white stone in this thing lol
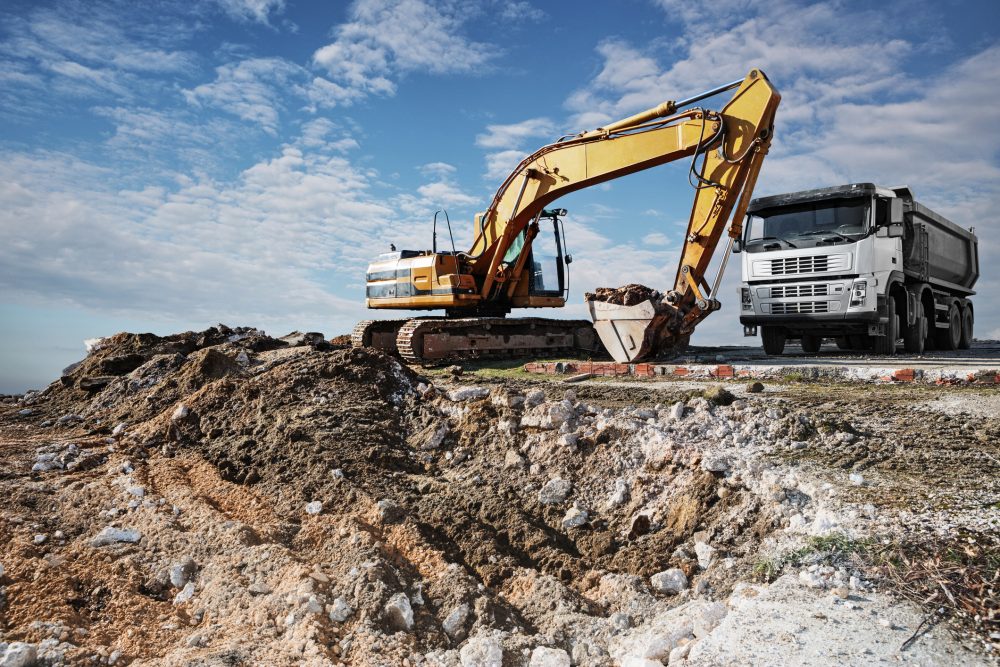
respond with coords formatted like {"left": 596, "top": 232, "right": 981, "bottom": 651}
{"left": 18, "top": 409, "right": 33, "bottom": 416}
{"left": 448, "top": 386, "right": 490, "bottom": 402}
{"left": 173, "top": 581, "right": 195, "bottom": 604}
{"left": 620, "top": 659, "right": 662, "bottom": 667}
{"left": 694, "top": 542, "right": 716, "bottom": 570}
{"left": 169, "top": 557, "right": 197, "bottom": 588}
{"left": 848, "top": 473, "right": 865, "bottom": 486}
{"left": 385, "top": 592, "right": 414, "bottom": 631}
{"left": 171, "top": 404, "right": 189, "bottom": 421}
{"left": 529, "top": 646, "right": 571, "bottom": 667}
{"left": 561, "top": 507, "right": 588, "bottom": 529}
{"left": 442, "top": 603, "right": 470, "bottom": 638}
{"left": 305, "top": 500, "right": 323, "bottom": 515}
{"left": 421, "top": 424, "right": 449, "bottom": 450}
{"left": 1, "top": 642, "right": 37, "bottom": 667}
{"left": 607, "top": 478, "right": 630, "bottom": 508}
{"left": 460, "top": 637, "right": 503, "bottom": 667}
{"left": 668, "top": 643, "right": 692, "bottom": 663}
{"left": 692, "top": 601, "right": 727, "bottom": 637}
{"left": 126, "top": 485, "right": 145, "bottom": 497}
{"left": 504, "top": 450, "right": 525, "bottom": 469}
{"left": 700, "top": 455, "right": 730, "bottom": 473}
{"left": 90, "top": 527, "right": 141, "bottom": 547}
{"left": 669, "top": 403, "right": 685, "bottom": 420}
{"left": 539, "top": 477, "right": 572, "bottom": 505}
{"left": 329, "top": 597, "right": 353, "bottom": 622}
{"left": 650, "top": 568, "right": 688, "bottom": 594}
{"left": 112, "top": 423, "right": 126, "bottom": 437}
{"left": 524, "top": 389, "right": 546, "bottom": 408}
{"left": 33, "top": 534, "right": 47, "bottom": 545}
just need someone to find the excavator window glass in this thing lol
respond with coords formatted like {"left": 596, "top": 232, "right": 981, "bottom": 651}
{"left": 529, "top": 218, "right": 566, "bottom": 296}
{"left": 745, "top": 198, "right": 869, "bottom": 252}
{"left": 503, "top": 230, "right": 526, "bottom": 266}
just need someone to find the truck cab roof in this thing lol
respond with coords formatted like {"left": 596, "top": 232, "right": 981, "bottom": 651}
{"left": 748, "top": 183, "right": 903, "bottom": 213}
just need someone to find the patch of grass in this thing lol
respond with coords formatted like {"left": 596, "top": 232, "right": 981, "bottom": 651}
{"left": 753, "top": 534, "right": 874, "bottom": 583}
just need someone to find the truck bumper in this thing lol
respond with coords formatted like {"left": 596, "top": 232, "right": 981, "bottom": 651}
{"left": 740, "top": 311, "right": 881, "bottom": 326}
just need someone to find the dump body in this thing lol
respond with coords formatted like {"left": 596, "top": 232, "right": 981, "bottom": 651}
{"left": 739, "top": 183, "right": 979, "bottom": 355}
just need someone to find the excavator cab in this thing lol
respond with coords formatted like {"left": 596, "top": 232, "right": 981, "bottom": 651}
{"left": 527, "top": 209, "right": 569, "bottom": 298}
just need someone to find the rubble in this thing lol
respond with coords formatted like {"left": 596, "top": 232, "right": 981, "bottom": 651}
{"left": 0, "top": 324, "right": 993, "bottom": 665}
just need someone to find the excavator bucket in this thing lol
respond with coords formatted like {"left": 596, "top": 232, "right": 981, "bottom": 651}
{"left": 587, "top": 293, "right": 686, "bottom": 363}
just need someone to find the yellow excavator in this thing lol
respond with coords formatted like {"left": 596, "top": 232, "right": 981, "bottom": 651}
{"left": 353, "top": 69, "right": 780, "bottom": 362}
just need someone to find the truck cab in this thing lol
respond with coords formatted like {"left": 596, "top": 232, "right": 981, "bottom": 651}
{"left": 737, "top": 183, "right": 978, "bottom": 355}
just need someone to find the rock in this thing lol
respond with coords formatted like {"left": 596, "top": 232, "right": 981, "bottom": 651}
{"left": 524, "top": 389, "right": 546, "bottom": 408}
{"left": 692, "top": 601, "right": 727, "bottom": 637}
{"left": 0, "top": 642, "right": 37, "bottom": 667}
{"left": 561, "top": 506, "right": 588, "bottom": 529}
{"left": 248, "top": 582, "right": 271, "bottom": 595}
{"left": 448, "top": 386, "right": 490, "bottom": 402}
{"left": 56, "top": 414, "right": 82, "bottom": 425}
{"left": 126, "top": 485, "right": 145, "bottom": 497}
{"left": 305, "top": 500, "right": 323, "bottom": 515}
{"left": 171, "top": 404, "right": 189, "bottom": 421}
{"left": 530, "top": 646, "right": 571, "bottom": 667}
{"left": 375, "top": 498, "right": 404, "bottom": 523}
{"left": 848, "top": 473, "right": 865, "bottom": 486}
{"left": 669, "top": 403, "right": 685, "bottom": 420}
{"left": 33, "top": 534, "right": 47, "bottom": 545}
{"left": 90, "top": 527, "right": 142, "bottom": 547}
{"left": 0, "top": 562, "right": 4, "bottom": 578}
{"left": 606, "top": 478, "right": 629, "bottom": 508}
{"left": 279, "top": 331, "right": 325, "bottom": 347}
{"left": 668, "top": 643, "right": 692, "bottom": 663}
{"left": 503, "top": 450, "right": 525, "bottom": 469}
{"left": 79, "top": 376, "right": 115, "bottom": 391}
{"left": 329, "top": 597, "right": 353, "bottom": 622}
{"left": 442, "top": 603, "right": 470, "bottom": 639}
{"left": 169, "top": 557, "right": 197, "bottom": 588}
{"left": 746, "top": 381, "right": 765, "bottom": 393}
{"left": 700, "top": 455, "right": 730, "bottom": 473}
{"left": 694, "top": 542, "right": 715, "bottom": 570}
{"left": 17, "top": 409, "right": 32, "bottom": 416}
{"left": 384, "top": 592, "right": 413, "bottom": 631}
{"left": 446, "top": 365, "right": 464, "bottom": 377}
{"left": 173, "top": 581, "right": 195, "bottom": 604}
{"left": 538, "top": 478, "right": 572, "bottom": 505}
{"left": 112, "top": 423, "right": 126, "bottom": 437}
{"left": 650, "top": 568, "right": 688, "bottom": 594}
{"left": 702, "top": 386, "right": 735, "bottom": 406}
{"left": 459, "top": 637, "right": 503, "bottom": 667}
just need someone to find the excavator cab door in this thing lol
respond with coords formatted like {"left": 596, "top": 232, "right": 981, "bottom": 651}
{"left": 529, "top": 211, "right": 568, "bottom": 297}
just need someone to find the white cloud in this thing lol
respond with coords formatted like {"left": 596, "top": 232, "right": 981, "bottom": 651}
{"left": 417, "top": 180, "right": 479, "bottom": 207}
{"left": 499, "top": 1, "right": 546, "bottom": 22}
{"left": 419, "top": 162, "right": 457, "bottom": 177}
{"left": 483, "top": 149, "right": 525, "bottom": 181}
{"left": 642, "top": 232, "right": 670, "bottom": 246}
{"left": 475, "top": 117, "right": 555, "bottom": 150}
{"left": 215, "top": 0, "right": 286, "bottom": 25}
{"left": 312, "top": 0, "right": 496, "bottom": 101}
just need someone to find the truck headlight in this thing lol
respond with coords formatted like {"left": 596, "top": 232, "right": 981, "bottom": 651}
{"left": 741, "top": 287, "right": 752, "bottom": 311}
{"left": 850, "top": 280, "right": 867, "bottom": 307}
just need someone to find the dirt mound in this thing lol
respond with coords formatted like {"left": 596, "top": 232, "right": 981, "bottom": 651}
{"left": 585, "top": 284, "right": 664, "bottom": 307}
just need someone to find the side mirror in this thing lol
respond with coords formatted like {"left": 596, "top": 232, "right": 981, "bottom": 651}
{"left": 886, "top": 198, "right": 904, "bottom": 237}
{"left": 732, "top": 239, "right": 743, "bottom": 254}
{"left": 564, "top": 254, "right": 573, "bottom": 265}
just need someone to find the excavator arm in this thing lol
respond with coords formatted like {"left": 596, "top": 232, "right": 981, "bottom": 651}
{"left": 467, "top": 69, "right": 780, "bottom": 360}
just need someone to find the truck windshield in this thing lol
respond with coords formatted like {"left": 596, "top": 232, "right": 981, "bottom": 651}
{"left": 746, "top": 198, "right": 869, "bottom": 249}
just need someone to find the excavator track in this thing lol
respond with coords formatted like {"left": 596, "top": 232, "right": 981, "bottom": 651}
{"left": 395, "top": 318, "right": 599, "bottom": 364}
{"left": 351, "top": 319, "right": 411, "bottom": 355}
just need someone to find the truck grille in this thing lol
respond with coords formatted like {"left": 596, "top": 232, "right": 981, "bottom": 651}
{"left": 770, "top": 256, "right": 829, "bottom": 275}
{"left": 771, "top": 301, "right": 830, "bottom": 315}
{"left": 770, "top": 284, "right": 829, "bottom": 298}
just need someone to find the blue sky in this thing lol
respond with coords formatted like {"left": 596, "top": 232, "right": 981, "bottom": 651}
{"left": 2, "top": 0, "right": 999, "bottom": 392}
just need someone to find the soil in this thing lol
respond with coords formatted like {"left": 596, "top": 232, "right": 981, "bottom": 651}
{"left": 0, "top": 328, "right": 996, "bottom": 666}
{"left": 584, "top": 284, "right": 664, "bottom": 307}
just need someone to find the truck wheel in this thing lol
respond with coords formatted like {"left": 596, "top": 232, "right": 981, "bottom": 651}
{"left": 835, "top": 336, "right": 851, "bottom": 350}
{"left": 902, "top": 302, "right": 926, "bottom": 354}
{"left": 800, "top": 334, "right": 821, "bottom": 354}
{"left": 873, "top": 298, "right": 897, "bottom": 355}
{"left": 934, "top": 303, "right": 961, "bottom": 351}
{"left": 959, "top": 307, "right": 973, "bottom": 349}
{"left": 761, "top": 326, "right": 786, "bottom": 355}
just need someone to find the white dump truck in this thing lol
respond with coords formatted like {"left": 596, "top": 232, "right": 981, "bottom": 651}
{"left": 737, "top": 183, "right": 979, "bottom": 355}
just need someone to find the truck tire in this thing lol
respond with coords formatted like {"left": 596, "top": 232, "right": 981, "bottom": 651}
{"left": 958, "top": 307, "right": 973, "bottom": 349}
{"left": 835, "top": 336, "right": 851, "bottom": 350}
{"left": 800, "top": 334, "right": 821, "bottom": 354}
{"left": 873, "top": 298, "right": 897, "bottom": 355}
{"left": 902, "top": 302, "right": 926, "bottom": 354}
{"left": 934, "top": 303, "right": 961, "bottom": 351}
{"left": 848, "top": 334, "right": 871, "bottom": 351}
{"left": 761, "top": 326, "right": 786, "bottom": 355}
